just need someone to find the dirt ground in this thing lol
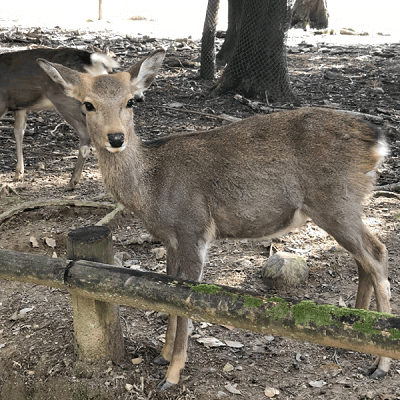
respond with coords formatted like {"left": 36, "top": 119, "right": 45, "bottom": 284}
{"left": 1, "top": 28, "right": 400, "bottom": 400}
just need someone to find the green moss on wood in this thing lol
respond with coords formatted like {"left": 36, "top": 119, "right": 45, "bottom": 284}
{"left": 190, "top": 284, "right": 222, "bottom": 295}
{"left": 389, "top": 328, "right": 400, "bottom": 339}
{"left": 265, "top": 301, "right": 290, "bottom": 320}
{"left": 268, "top": 296, "right": 286, "bottom": 303}
{"left": 229, "top": 293, "right": 239, "bottom": 303}
{"left": 188, "top": 286, "right": 400, "bottom": 339}
{"left": 290, "top": 300, "right": 397, "bottom": 337}
{"left": 291, "top": 301, "right": 336, "bottom": 327}
{"left": 243, "top": 294, "right": 263, "bottom": 308}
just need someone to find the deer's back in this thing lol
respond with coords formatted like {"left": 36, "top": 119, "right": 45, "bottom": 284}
{"left": 135, "top": 108, "right": 385, "bottom": 239}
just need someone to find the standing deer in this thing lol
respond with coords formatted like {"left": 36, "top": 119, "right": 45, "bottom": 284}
{"left": 1, "top": 48, "right": 121, "bottom": 189}
{"left": 38, "top": 49, "right": 391, "bottom": 390}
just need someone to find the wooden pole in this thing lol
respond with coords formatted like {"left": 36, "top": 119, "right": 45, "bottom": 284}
{"left": 0, "top": 248, "right": 400, "bottom": 359}
{"left": 98, "top": 0, "right": 103, "bottom": 20}
{"left": 67, "top": 226, "right": 124, "bottom": 363}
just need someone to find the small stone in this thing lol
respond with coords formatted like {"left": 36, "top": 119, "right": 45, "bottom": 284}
{"left": 131, "top": 358, "right": 142, "bottom": 365}
{"left": 265, "top": 387, "right": 280, "bottom": 397}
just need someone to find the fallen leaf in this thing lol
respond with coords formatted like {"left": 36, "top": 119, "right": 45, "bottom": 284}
{"left": 197, "top": 337, "right": 226, "bottom": 348}
{"left": 222, "top": 325, "right": 235, "bottom": 331}
{"left": 151, "top": 247, "right": 165, "bottom": 259}
{"left": 225, "top": 340, "right": 244, "bottom": 348}
{"left": 224, "top": 383, "right": 241, "bottom": 395}
{"left": 19, "top": 307, "right": 33, "bottom": 315}
{"left": 45, "top": 237, "right": 56, "bottom": 248}
{"left": 157, "top": 334, "right": 166, "bottom": 344}
{"left": 168, "top": 101, "right": 184, "bottom": 108}
{"left": 125, "top": 383, "right": 133, "bottom": 392}
{"left": 30, "top": 236, "right": 39, "bottom": 248}
{"left": 223, "top": 363, "right": 234, "bottom": 372}
{"left": 264, "top": 387, "right": 280, "bottom": 398}
{"left": 319, "top": 363, "right": 341, "bottom": 377}
{"left": 309, "top": 380, "right": 327, "bottom": 388}
{"left": 9, "top": 311, "right": 18, "bottom": 321}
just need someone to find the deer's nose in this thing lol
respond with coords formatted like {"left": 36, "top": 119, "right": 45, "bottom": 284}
{"left": 108, "top": 133, "right": 125, "bottom": 148}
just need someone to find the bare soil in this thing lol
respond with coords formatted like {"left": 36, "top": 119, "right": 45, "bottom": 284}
{"left": 1, "top": 28, "right": 400, "bottom": 400}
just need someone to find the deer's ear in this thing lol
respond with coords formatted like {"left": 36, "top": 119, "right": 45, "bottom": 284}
{"left": 127, "top": 49, "right": 165, "bottom": 95}
{"left": 37, "top": 59, "right": 82, "bottom": 99}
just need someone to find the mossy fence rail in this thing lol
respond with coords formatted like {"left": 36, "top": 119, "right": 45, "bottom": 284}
{"left": 0, "top": 226, "right": 399, "bottom": 362}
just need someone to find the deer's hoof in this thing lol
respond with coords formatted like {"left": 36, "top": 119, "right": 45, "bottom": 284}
{"left": 66, "top": 181, "right": 77, "bottom": 191}
{"left": 157, "top": 378, "right": 176, "bottom": 391}
{"left": 369, "top": 367, "right": 387, "bottom": 379}
{"left": 153, "top": 355, "right": 170, "bottom": 366}
{"left": 13, "top": 173, "right": 23, "bottom": 182}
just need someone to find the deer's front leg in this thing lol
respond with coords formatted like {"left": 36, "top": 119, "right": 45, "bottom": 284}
{"left": 153, "top": 315, "right": 177, "bottom": 366}
{"left": 157, "top": 316, "right": 189, "bottom": 391}
{"left": 156, "top": 234, "right": 209, "bottom": 390}
{"left": 13, "top": 110, "right": 27, "bottom": 181}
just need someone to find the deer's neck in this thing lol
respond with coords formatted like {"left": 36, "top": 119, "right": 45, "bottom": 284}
{"left": 97, "top": 139, "right": 152, "bottom": 218}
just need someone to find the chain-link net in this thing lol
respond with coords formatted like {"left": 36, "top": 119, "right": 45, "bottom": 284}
{"left": 202, "top": 0, "right": 296, "bottom": 103}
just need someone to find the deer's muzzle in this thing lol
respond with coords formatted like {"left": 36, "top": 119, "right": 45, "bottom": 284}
{"left": 107, "top": 133, "right": 126, "bottom": 152}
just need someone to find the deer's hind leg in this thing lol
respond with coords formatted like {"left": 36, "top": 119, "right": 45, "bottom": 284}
{"left": 308, "top": 204, "right": 390, "bottom": 378}
{"left": 353, "top": 232, "right": 390, "bottom": 378}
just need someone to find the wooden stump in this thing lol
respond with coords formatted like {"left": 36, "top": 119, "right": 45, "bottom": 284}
{"left": 67, "top": 226, "right": 124, "bottom": 362}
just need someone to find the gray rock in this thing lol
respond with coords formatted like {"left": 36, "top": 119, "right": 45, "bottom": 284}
{"left": 261, "top": 252, "right": 308, "bottom": 288}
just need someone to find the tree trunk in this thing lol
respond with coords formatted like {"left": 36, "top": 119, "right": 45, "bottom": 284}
{"left": 216, "top": 0, "right": 244, "bottom": 66}
{"left": 215, "top": 0, "right": 296, "bottom": 104}
{"left": 291, "top": 0, "right": 328, "bottom": 29}
{"left": 200, "top": 0, "right": 220, "bottom": 80}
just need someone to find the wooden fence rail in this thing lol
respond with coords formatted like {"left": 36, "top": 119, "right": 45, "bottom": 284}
{"left": 0, "top": 246, "right": 400, "bottom": 360}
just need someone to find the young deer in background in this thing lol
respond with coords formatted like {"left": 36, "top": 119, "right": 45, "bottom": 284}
{"left": 0, "top": 48, "right": 120, "bottom": 190}
{"left": 38, "top": 49, "right": 391, "bottom": 390}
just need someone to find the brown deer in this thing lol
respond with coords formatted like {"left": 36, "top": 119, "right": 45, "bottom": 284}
{"left": 38, "top": 49, "right": 391, "bottom": 390}
{"left": 0, "top": 48, "right": 121, "bottom": 190}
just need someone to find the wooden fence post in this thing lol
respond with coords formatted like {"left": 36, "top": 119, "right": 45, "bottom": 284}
{"left": 67, "top": 226, "right": 124, "bottom": 362}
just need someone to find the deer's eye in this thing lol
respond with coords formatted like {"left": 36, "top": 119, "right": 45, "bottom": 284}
{"left": 126, "top": 98, "right": 135, "bottom": 108}
{"left": 83, "top": 102, "right": 95, "bottom": 112}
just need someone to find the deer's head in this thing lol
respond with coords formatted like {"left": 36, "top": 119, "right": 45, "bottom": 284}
{"left": 38, "top": 49, "right": 166, "bottom": 153}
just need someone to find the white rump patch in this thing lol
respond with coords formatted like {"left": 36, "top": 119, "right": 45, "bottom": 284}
{"left": 86, "top": 53, "right": 119, "bottom": 76}
{"left": 376, "top": 137, "right": 389, "bottom": 159}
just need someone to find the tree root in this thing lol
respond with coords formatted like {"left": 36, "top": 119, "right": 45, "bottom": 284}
{"left": 375, "top": 182, "right": 400, "bottom": 193}
{"left": 0, "top": 199, "right": 120, "bottom": 225}
{"left": 373, "top": 190, "right": 400, "bottom": 200}
{"left": 96, "top": 203, "right": 125, "bottom": 226}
